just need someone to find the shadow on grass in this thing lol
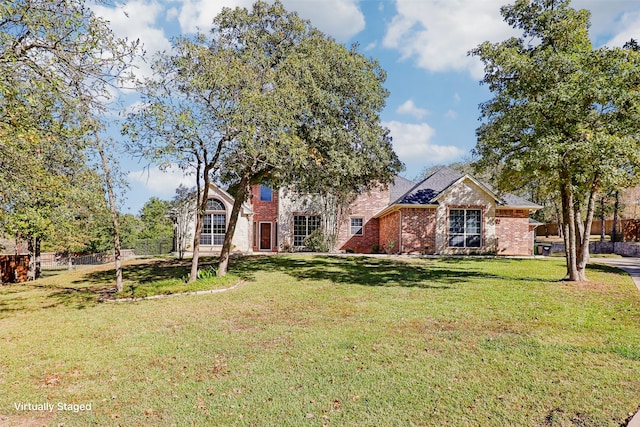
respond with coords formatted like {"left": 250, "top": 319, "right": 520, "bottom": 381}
{"left": 586, "top": 263, "right": 630, "bottom": 275}
{"left": 74, "top": 258, "right": 197, "bottom": 287}
{"left": 233, "top": 255, "right": 504, "bottom": 289}
{"left": 1, "top": 255, "right": 571, "bottom": 313}
{"left": 0, "top": 259, "right": 216, "bottom": 312}
{"left": 45, "top": 285, "right": 114, "bottom": 309}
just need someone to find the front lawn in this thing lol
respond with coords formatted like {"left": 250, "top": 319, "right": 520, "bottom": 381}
{"left": 0, "top": 255, "right": 638, "bottom": 426}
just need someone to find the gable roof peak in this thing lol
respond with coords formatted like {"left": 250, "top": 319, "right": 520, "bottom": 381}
{"left": 390, "top": 166, "right": 463, "bottom": 206}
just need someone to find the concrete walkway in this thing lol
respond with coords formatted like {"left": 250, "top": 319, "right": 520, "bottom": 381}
{"left": 589, "top": 257, "right": 640, "bottom": 427}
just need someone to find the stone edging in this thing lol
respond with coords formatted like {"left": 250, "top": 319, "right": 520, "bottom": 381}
{"left": 99, "top": 280, "right": 245, "bottom": 303}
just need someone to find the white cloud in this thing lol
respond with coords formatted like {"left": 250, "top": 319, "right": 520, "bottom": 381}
{"left": 574, "top": 0, "right": 640, "bottom": 41}
{"left": 383, "top": 1, "right": 640, "bottom": 78}
{"left": 396, "top": 99, "right": 429, "bottom": 119}
{"left": 176, "top": 0, "right": 252, "bottom": 33}
{"left": 602, "top": 10, "right": 640, "bottom": 47}
{"left": 383, "top": 0, "right": 516, "bottom": 78}
{"left": 93, "top": 1, "right": 172, "bottom": 80}
{"left": 127, "top": 165, "right": 194, "bottom": 196}
{"left": 283, "top": 0, "right": 365, "bottom": 41}
{"left": 175, "top": 0, "right": 364, "bottom": 41}
{"left": 383, "top": 120, "right": 465, "bottom": 165}
{"left": 444, "top": 109, "right": 458, "bottom": 119}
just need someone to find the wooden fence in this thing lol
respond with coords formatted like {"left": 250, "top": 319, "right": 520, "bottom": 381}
{"left": 537, "top": 219, "right": 640, "bottom": 242}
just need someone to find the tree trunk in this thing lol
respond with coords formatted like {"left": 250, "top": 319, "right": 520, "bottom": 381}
{"left": 27, "top": 237, "right": 36, "bottom": 281}
{"left": 189, "top": 161, "right": 211, "bottom": 283}
{"left": 576, "top": 184, "right": 598, "bottom": 281}
{"left": 218, "top": 172, "right": 251, "bottom": 277}
{"left": 560, "top": 181, "right": 580, "bottom": 281}
{"left": 612, "top": 190, "right": 619, "bottom": 247}
{"left": 600, "top": 197, "right": 605, "bottom": 243}
{"left": 34, "top": 237, "right": 41, "bottom": 280}
{"left": 97, "top": 136, "right": 123, "bottom": 292}
{"left": 552, "top": 199, "right": 562, "bottom": 239}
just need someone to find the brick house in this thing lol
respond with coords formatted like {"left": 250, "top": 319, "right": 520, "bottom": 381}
{"left": 194, "top": 167, "right": 541, "bottom": 256}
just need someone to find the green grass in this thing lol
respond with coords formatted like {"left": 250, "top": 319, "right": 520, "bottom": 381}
{"left": 1, "top": 255, "right": 639, "bottom": 426}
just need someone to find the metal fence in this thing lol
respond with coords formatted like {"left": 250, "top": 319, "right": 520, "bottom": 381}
{"left": 130, "top": 238, "right": 174, "bottom": 256}
{"left": 36, "top": 239, "right": 173, "bottom": 271}
{"left": 39, "top": 250, "right": 137, "bottom": 270}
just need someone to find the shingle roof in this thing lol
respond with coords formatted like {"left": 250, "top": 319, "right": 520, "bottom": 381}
{"left": 391, "top": 167, "right": 541, "bottom": 208}
{"left": 394, "top": 167, "right": 463, "bottom": 205}
{"left": 389, "top": 175, "right": 417, "bottom": 202}
{"left": 482, "top": 182, "right": 543, "bottom": 208}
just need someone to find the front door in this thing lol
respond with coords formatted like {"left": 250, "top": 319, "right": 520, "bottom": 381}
{"left": 259, "top": 222, "right": 272, "bottom": 251}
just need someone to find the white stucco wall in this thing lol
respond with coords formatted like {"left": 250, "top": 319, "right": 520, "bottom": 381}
{"left": 185, "top": 185, "right": 253, "bottom": 254}
{"left": 277, "top": 189, "right": 320, "bottom": 250}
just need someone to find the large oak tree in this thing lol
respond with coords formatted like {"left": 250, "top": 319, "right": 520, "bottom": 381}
{"left": 126, "top": 1, "right": 401, "bottom": 278}
{"left": 471, "top": 0, "right": 640, "bottom": 281}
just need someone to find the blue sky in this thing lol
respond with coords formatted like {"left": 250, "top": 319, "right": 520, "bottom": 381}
{"left": 93, "top": 0, "right": 640, "bottom": 214}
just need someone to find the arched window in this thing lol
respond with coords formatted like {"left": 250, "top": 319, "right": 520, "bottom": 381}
{"left": 200, "top": 198, "right": 226, "bottom": 245}
{"left": 206, "top": 199, "right": 225, "bottom": 211}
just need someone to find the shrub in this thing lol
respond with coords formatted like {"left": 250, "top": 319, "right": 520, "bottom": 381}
{"left": 197, "top": 266, "right": 218, "bottom": 279}
{"left": 303, "top": 229, "right": 330, "bottom": 252}
{"left": 385, "top": 240, "right": 396, "bottom": 254}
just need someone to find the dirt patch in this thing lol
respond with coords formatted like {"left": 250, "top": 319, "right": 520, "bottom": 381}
{"left": 0, "top": 413, "right": 54, "bottom": 427}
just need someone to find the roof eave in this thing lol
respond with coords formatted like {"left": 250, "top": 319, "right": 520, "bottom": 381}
{"left": 497, "top": 205, "right": 543, "bottom": 211}
{"left": 432, "top": 174, "right": 501, "bottom": 204}
{"left": 373, "top": 203, "right": 438, "bottom": 219}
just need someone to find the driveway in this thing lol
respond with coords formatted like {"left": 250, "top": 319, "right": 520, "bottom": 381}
{"left": 590, "top": 257, "right": 640, "bottom": 292}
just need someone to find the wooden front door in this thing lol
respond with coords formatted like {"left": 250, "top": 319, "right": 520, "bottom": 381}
{"left": 259, "top": 222, "right": 272, "bottom": 251}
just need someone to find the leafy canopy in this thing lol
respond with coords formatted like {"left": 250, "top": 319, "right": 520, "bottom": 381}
{"left": 471, "top": 0, "right": 640, "bottom": 194}
{"left": 470, "top": 0, "right": 640, "bottom": 281}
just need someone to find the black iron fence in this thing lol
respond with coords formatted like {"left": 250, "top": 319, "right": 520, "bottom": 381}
{"left": 39, "top": 250, "right": 137, "bottom": 270}
{"left": 35, "top": 239, "right": 173, "bottom": 271}
{"left": 130, "top": 238, "right": 174, "bottom": 256}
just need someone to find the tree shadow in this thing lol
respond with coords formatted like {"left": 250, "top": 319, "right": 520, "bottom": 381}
{"left": 233, "top": 255, "right": 505, "bottom": 289}
{"left": 586, "top": 263, "right": 629, "bottom": 275}
{"left": 0, "top": 255, "right": 567, "bottom": 314}
{"left": 10, "top": 258, "right": 220, "bottom": 311}
{"left": 45, "top": 285, "right": 114, "bottom": 309}
{"left": 74, "top": 258, "right": 197, "bottom": 287}
{"left": 0, "top": 295, "right": 31, "bottom": 318}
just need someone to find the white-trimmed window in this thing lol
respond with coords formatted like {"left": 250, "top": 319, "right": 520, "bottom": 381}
{"left": 350, "top": 218, "right": 363, "bottom": 236}
{"left": 293, "top": 215, "right": 320, "bottom": 247}
{"left": 200, "top": 199, "right": 226, "bottom": 245}
{"left": 448, "top": 209, "right": 481, "bottom": 248}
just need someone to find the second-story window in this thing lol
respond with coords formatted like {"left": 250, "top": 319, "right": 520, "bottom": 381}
{"left": 260, "top": 185, "right": 273, "bottom": 202}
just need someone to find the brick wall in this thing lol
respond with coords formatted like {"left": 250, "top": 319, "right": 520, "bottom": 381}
{"left": 379, "top": 210, "right": 401, "bottom": 254}
{"left": 250, "top": 184, "right": 278, "bottom": 251}
{"left": 337, "top": 185, "right": 391, "bottom": 253}
{"left": 496, "top": 209, "right": 534, "bottom": 255}
{"left": 400, "top": 208, "right": 437, "bottom": 254}
{"left": 250, "top": 184, "right": 279, "bottom": 221}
